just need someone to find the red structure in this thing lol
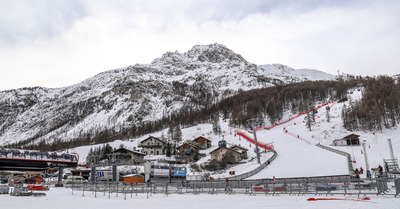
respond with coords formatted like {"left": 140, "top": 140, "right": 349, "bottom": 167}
{"left": 236, "top": 131, "right": 274, "bottom": 150}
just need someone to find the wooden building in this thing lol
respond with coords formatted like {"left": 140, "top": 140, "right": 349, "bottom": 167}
{"left": 193, "top": 136, "right": 212, "bottom": 149}
{"left": 112, "top": 147, "right": 146, "bottom": 165}
{"left": 210, "top": 147, "right": 242, "bottom": 163}
{"left": 333, "top": 134, "right": 360, "bottom": 146}
{"left": 229, "top": 145, "right": 248, "bottom": 159}
{"left": 176, "top": 140, "right": 201, "bottom": 154}
{"left": 139, "top": 136, "right": 167, "bottom": 155}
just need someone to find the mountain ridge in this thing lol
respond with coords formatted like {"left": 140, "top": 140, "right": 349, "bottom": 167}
{"left": 0, "top": 43, "right": 335, "bottom": 148}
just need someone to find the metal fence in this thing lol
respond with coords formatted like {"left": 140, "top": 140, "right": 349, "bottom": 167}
{"left": 228, "top": 150, "right": 277, "bottom": 181}
{"left": 66, "top": 177, "right": 400, "bottom": 199}
{"left": 395, "top": 178, "right": 400, "bottom": 197}
{"left": 315, "top": 143, "right": 353, "bottom": 174}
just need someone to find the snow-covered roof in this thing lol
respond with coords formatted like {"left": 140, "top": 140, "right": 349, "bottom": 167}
{"left": 112, "top": 147, "right": 146, "bottom": 156}
{"left": 140, "top": 136, "right": 166, "bottom": 144}
{"left": 122, "top": 174, "right": 143, "bottom": 178}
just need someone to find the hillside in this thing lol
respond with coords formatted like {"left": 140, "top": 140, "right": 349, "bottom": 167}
{"left": 68, "top": 87, "right": 400, "bottom": 179}
{"left": 0, "top": 43, "right": 334, "bottom": 148}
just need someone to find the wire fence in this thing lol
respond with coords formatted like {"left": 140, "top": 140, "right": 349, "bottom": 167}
{"left": 65, "top": 176, "right": 400, "bottom": 199}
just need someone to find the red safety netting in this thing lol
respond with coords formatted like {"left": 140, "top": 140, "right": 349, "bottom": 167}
{"left": 256, "top": 101, "right": 333, "bottom": 131}
{"left": 236, "top": 130, "right": 274, "bottom": 150}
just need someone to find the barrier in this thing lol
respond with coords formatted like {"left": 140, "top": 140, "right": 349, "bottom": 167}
{"left": 67, "top": 177, "right": 400, "bottom": 198}
{"left": 282, "top": 129, "right": 311, "bottom": 145}
{"left": 316, "top": 143, "right": 354, "bottom": 175}
{"left": 255, "top": 101, "right": 333, "bottom": 131}
{"left": 377, "top": 179, "right": 389, "bottom": 194}
{"left": 236, "top": 131, "right": 274, "bottom": 150}
{"left": 227, "top": 150, "right": 277, "bottom": 181}
{"left": 395, "top": 178, "right": 400, "bottom": 197}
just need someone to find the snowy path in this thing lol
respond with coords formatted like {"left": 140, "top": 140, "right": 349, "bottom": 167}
{"left": 244, "top": 101, "right": 349, "bottom": 179}
{"left": 1, "top": 187, "right": 398, "bottom": 209}
{"left": 247, "top": 128, "right": 349, "bottom": 179}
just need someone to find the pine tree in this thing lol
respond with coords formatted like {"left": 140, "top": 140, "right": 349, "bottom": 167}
{"left": 306, "top": 112, "right": 312, "bottom": 131}
{"left": 166, "top": 143, "right": 171, "bottom": 157}
{"left": 100, "top": 143, "right": 113, "bottom": 160}
{"left": 193, "top": 151, "right": 199, "bottom": 162}
{"left": 161, "top": 131, "right": 166, "bottom": 141}
{"left": 175, "top": 124, "right": 182, "bottom": 142}
{"left": 172, "top": 143, "right": 176, "bottom": 155}
{"left": 311, "top": 108, "right": 316, "bottom": 122}
{"left": 212, "top": 113, "right": 221, "bottom": 135}
{"left": 342, "top": 104, "right": 348, "bottom": 129}
{"left": 168, "top": 121, "right": 175, "bottom": 141}
{"left": 326, "top": 110, "right": 331, "bottom": 122}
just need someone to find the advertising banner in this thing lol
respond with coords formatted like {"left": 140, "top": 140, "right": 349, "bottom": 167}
{"left": 174, "top": 170, "right": 187, "bottom": 176}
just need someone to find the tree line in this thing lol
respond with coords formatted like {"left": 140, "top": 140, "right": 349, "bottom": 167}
{"left": 342, "top": 76, "right": 400, "bottom": 131}
{"left": 10, "top": 76, "right": 400, "bottom": 151}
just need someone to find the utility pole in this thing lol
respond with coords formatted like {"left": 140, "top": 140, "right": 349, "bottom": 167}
{"left": 248, "top": 118, "right": 261, "bottom": 164}
{"left": 387, "top": 139, "right": 395, "bottom": 160}
{"left": 362, "top": 140, "right": 370, "bottom": 174}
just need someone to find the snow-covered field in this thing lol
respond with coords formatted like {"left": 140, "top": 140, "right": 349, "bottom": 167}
{"left": 249, "top": 88, "right": 400, "bottom": 179}
{"left": 69, "top": 87, "right": 400, "bottom": 180}
{"left": 1, "top": 187, "right": 399, "bottom": 209}
{"left": 27, "top": 87, "right": 396, "bottom": 208}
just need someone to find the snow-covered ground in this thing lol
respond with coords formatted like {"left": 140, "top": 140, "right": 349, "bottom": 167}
{"left": 3, "top": 83, "right": 400, "bottom": 207}
{"left": 1, "top": 187, "right": 399, "bottom": 209}
{"left": 248, "top": 88, "right": 400, "bottom": 179}
{"left": 67, "top": 87, "right": 399, "bottom": 181}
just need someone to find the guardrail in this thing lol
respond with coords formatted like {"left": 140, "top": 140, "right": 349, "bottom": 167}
{"left": 315, "top": 143, "right": 354, "bottom": 175}
{"left": 66, "top": 177, "right": 400, "bottom": 198}
{"left": 395, "top": 178, "right": 400, "bottom": 197}
{"left": 227, "top": 150, "right": 277, "bottom": 181}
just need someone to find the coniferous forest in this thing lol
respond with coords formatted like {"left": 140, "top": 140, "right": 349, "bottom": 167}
{"left": 17, "top": 76, "right": 400, "bottom": 151}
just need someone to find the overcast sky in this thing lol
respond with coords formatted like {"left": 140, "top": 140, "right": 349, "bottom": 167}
{"left": 0, "top": 0, "right": 399, "bottom": 91}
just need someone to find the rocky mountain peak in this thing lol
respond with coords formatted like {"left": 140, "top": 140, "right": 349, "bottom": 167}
{"left": 152, "top": 43, "right": 247, "bottom": 65}
{"left": 186, "top": 43, "right": 247, "bottom": 63}
{"left": 0, "top": 43, "right": 334, "bottom": 148}
{"left": 151, "top": 50, "right": 184, "bottom": 65}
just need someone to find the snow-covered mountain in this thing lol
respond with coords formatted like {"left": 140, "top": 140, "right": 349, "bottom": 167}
{"left": 0, "top": 43, "right": 334, "bottom": 147}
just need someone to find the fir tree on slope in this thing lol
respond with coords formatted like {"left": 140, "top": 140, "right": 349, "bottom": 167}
{"left": 213, "top": 113, "right": 222, "bottom": 135}
{"left": 174, "top": 124, "right": 182, "bottom": 142}
{"left": 168, "top": 121, "right": 175, "bottom": 141}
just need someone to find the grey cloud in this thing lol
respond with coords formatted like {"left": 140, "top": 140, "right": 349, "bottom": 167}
{"left": 0, "top": 0, "right": 87, "bottom": 45}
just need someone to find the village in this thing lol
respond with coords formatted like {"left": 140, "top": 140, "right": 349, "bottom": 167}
{"left": 1, "top": 128, "right": 399, "bottom": 188}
